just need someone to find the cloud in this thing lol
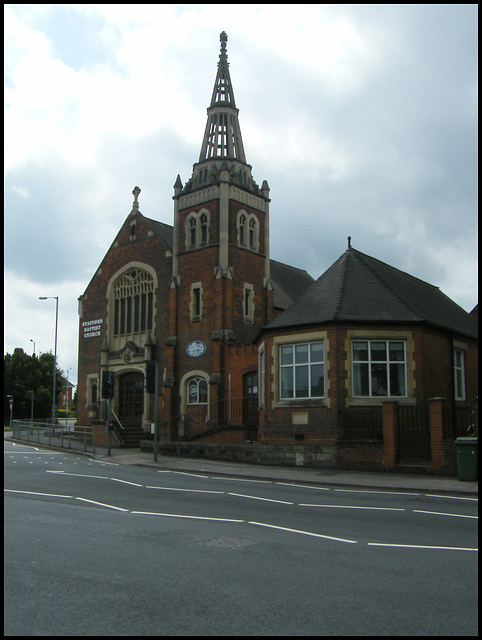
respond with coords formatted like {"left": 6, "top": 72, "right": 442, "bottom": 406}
{"left": 4, "top": 4, "right": 478, "bottom": 386}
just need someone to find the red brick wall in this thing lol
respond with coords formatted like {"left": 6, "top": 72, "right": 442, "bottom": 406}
{"left": 77, "top": 211, "right": 172, "bottom": 427}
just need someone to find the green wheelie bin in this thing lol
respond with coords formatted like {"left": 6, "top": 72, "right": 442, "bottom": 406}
{"left": 455, "top": 437, "right": 478, "bottom": 481}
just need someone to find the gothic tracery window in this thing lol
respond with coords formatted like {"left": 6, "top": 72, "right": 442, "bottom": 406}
{"left": 112, "top": 269, "right": 154, "bottom": 337}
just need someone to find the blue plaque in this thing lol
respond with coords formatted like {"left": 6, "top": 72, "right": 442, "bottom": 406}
{"left": 186, "top": 340, "right": 206, "bottom": 357}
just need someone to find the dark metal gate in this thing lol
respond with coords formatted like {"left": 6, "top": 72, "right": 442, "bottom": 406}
{"left": 398, "top": 404, "right": 431, "bottom": 462}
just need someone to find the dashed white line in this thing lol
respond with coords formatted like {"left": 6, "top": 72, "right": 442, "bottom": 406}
{"left": 249, "top": 521, "right": 358, "bottom": 544}
{"left": 5, "top": 489, "right": 73, "bottom": 499}
{"left": 413, "top": 509, "right": 477, "bottom": 519}
{"left": 75, "top": 497, "right": 128, "bottom": 511}
{"left": 110, "top": 478, "right": 143, "bottom": 487}
{"left": 368, "top": 542, "right": 478, "bottom": 551}
{"left": 146, "top": 486, "right": 224, "bottom": 494}
{"left": 131, "top": 511, "right": 243, "bottom": 523}
{"left": 229, "top": 492, "right": 293, "bottom": 505}
{"left": 300, "top": 503, "right": 405, "bottom": 511}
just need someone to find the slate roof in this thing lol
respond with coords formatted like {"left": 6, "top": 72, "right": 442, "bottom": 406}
{"left": 270, "top": 259, "right": 315, "bottom": 310}
{"left": 264, "top": 248, "right": 478, "bottom": 340}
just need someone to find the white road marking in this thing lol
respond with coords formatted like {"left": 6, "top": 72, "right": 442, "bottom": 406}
{"left": 110, "top": 478, "right": 143, "bottom": 487}
{"left": 211, "top": 477, "right": 272, "bottom": 484}
{"left": 172, "top": 471, "right": 209, "bottom": 478}
{"left": 131, "top": 511, "right": 244, "bottom": 522}
{"left": 229, "top": 492, "right": 293, "bottom": 505}
{"left": 368, "top": 542, "right": 478, "bottom": 551}
{"left": 335, "top": 488, "right": 419, "bottom": 496}
{"left": 413, "top": 509, "right": 477, "bottom": 519}
{"left": 146, "top": 486, "right": 224, "bottom": 494}
{"left": 426, "top": 494, "right": 478, "bottom": 501}
{"left": 5, "top": 489, "right": 73, "bottom": 499}
{"left": 46, "top": 471, "right": 109, "bottom": 479}
{"left": 276, "top": 482, "right": 330, "bottom": 491}
{"left": 75, "top": 497, "right": 129, "bottom": 511}
{"left": 300, "top": 503, "right": 404, "bottom": 511}
{"left": 249, "top": 521, "right": 358, "bottom": 544}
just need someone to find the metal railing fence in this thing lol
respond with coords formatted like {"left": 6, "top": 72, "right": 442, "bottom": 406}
{"left": 12, "top": 420, "right": 96, "bottom": 453}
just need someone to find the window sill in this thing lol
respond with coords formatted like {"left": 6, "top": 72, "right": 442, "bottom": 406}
{"left": 275, "top": 398, "right": 326, "bottom": 408}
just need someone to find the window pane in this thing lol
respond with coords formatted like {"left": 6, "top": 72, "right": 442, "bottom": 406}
{"left": 295, "top": 365, "right": 309, "bottom": 397}
{"left": 310, "top": 342, "right": 323, "bottom": 362}
{"left": 389, "top": 363, "right": 406, "bottom": 396}
{"left": 353, "top": 341, "right": 368, "bottom": 361}
{"left": 188, "top": 380, "right": 198, "bottom": 403}
{"left": 371, "top": 363, "right": 388, "bottom": 395}
{"left": 280, "top": 367, "right": 293, "bottom": 398}
{"left": 295, "top": 344, "right": 309, "bottom": 364}
{"left": 353, "top": 363, "right": 369, "bottom": 396}
{"left": 389, "top": 342, "right": 404, "bottom": 361}
{"left": 199, "top": 380, "right": 208, "bottom": 403}
{"left": 280, "top": 345, "right": 293, "bottom": 365}
{"left": 455, "top": 350, "right": 463, "bottom": 368}
{"left": 371, "top": 342, "right": 387, "bottom": 361}
{"left": 310, "top": 364, "right": 324, "bottom": 397}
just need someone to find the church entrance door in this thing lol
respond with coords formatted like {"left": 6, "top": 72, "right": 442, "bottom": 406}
{"left": 118, "top": 372, "right": 144, "bottom": 428}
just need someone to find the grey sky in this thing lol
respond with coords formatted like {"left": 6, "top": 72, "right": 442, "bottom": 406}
{"left": 4, "top": 4, "right": 478, "bottom": 386}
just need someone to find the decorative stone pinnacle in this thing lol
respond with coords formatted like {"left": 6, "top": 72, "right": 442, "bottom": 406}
{"left": 132, "top": 186, "right": 141, "bottom": 210}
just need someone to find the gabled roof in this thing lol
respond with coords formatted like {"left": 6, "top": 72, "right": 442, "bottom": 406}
{"left": 264, "top": 248, "right": 478, "bottom": 340}
{"left": 142, "top": 215, "right": 174, "bottom": 248}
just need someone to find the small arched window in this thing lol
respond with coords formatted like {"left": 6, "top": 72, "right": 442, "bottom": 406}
{"left": 239, "top": 214, "right": 246, "bottom": 245}
{"left": 237, "top": 211, "right": 259, "bottom": 252}
{"left": 185, "top": 210, "right": 210, "bottom": 249}
{"left": 188, "top": 378, "right": 208, "bottom": 404}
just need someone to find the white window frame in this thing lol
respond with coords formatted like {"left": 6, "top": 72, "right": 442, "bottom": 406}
{"left": 279, "top": 341, "right": 325, "bottom": 399}
{"left": 454, "top": 348, "right": 466, "bottom": 401}
{"left": 352, "top": 340, "right": 407, "bottom": 398}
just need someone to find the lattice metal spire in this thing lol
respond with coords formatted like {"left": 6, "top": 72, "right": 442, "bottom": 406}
{"left": 199, "top": 32, "right": 246, "bottom": 163}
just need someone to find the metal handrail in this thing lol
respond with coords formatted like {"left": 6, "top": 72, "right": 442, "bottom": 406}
{"left": 12, "top": 420, "right": 96, "bottom": 453}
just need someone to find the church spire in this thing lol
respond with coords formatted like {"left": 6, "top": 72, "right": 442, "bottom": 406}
{"left": 199, "top": 31, "right": 246, "bottom": 163}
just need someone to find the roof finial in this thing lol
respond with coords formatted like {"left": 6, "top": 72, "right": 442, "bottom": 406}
{"left": 132, "top": 186, "right": 141, "bottom": 210}
{"left": 220, "top": 31, "right": 228, "bottom": 58}
{"left": 347, "top": 236, "right": 352, "bottom": 249}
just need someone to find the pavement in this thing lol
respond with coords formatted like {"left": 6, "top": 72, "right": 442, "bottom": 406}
{"left": 6, "top": 431, "right": 476, "bottom": 497}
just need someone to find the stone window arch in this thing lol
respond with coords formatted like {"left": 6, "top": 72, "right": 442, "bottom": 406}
{"left": 185, "top": 209, "right": 210, "bottom": 249}
{"left": 107, "top": 264, "right": 157, "bottom": 351}
{"left": 237, "top": 210, "right": 259, "bottom": 251}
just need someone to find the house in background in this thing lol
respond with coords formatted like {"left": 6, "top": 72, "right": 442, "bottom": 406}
{"left": 76, "top": 33, "right": 477, "bottom": 473}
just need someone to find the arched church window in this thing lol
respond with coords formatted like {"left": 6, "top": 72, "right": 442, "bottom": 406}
{"left": 200, "top": 213, "right": 208, "bottom": 244}
{"left": 185, "top": 210, "right": 210, "bottom": 249}
{"left": 112, "top": 269, "right": 154, "bottom": 337}
{"left": 249, "top": 218, "right": 256, "bottom": 249}
{"left": 190, "top": 217, "right": 197, "bottom": 246}
{"left": 188, "top": 378, "right": 208, "bottom": 404}
{"left": 239, "top": 214, "right": 246, "bottom": 245}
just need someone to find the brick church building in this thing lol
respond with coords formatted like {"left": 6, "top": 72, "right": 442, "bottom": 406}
{"left": 77, "top": 33, "right": 477, "bottom": 471}
{"left": 77, "top": 32, "right": 314, "bottom": 446}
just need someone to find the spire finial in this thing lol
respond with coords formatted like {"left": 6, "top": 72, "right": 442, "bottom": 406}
{"left": 132, "top": 186, "right": 141, "bottom": 210}
{"left": 347, "top": 236, "right": 352, "bottom": 249}
{"left": 220, "top": 31, "right": 228, "bottom": 57}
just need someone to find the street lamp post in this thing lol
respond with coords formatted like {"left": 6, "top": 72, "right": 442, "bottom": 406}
{"left": 30, "top": 339, "right": 36, "bottom": 357}
{"left": 39, "top": 296, "right": 59, "bottom": 425}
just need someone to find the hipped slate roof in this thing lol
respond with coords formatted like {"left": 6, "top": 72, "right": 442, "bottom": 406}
{"left": 265, "top": 248, "right": 478, "bottom": 340}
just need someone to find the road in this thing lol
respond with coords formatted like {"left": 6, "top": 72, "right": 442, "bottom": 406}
{"left": 4, "top": 440, "right": 478, "bottom": 636}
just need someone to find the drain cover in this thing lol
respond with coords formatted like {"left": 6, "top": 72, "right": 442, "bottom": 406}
{"left": 198, "top": 536, "right": 259, "bottom": 549}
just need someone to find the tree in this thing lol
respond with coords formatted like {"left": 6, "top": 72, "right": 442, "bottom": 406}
{"left": 4, "top": 348, "right": 64, "bottom": 422}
